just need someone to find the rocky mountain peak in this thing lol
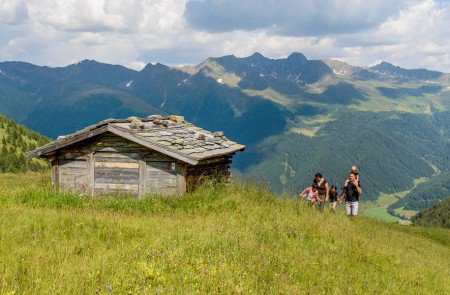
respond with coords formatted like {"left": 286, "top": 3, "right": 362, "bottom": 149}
{"left": 286, "top": 52, "right": 308, "bottom": 62}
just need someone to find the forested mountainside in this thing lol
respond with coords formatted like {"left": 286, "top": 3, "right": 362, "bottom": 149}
{"left": 0, "top": 52, "right": 449, "bottom": 204}
{"left": 0, "top": 114, "right": 50, "bottom": 172}
{"left": 239, "top": 111, "right": 450, "bottom": 200}
{"left": 388, "top": 172, "right": 450, "bottom": 213}
{"left": 411, "top": 197, "right": 450, "bottom": 228}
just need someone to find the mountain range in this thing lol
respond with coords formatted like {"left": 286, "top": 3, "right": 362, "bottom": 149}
{"left": 0, "top": 52, "right": 449, "bottom": 214}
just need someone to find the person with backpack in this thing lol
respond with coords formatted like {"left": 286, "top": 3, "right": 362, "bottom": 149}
{"left": 314, "top": 172, "right": 329, "bottom": 211}
{"left": 339, "top": 172, "right": 362, "bottom": 218}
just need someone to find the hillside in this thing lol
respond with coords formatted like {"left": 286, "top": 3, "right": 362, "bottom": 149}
{"left": 388, "top": 172, "right": 450, "bottom": 217}
{"left": 0, "top": 53, "right": 449, "bottom": 204}
{"left": 412, "top": 197, "right": 450, "bottom": 228}
{"left": 0, "top": 173, "right": 448, "bottom": 293}
{"left": 0, "top": 114, "right": 50, "bottom": 172}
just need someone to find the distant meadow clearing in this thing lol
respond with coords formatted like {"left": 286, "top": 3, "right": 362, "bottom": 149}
{"left": 0, "top": 173, "right": 449, "bottom": 294}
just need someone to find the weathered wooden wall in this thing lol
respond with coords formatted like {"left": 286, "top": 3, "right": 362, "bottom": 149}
{"left": 59, "top": 158, "right": 88, "bottom": 191}
{"left": 145, "top": 161, "right": 184, "bottom": 195}
{"left": 52, "top": 132, "right": 186, "bottom": 196}
{"left": 48, "top": 132, "right": 233, "bottom": 196}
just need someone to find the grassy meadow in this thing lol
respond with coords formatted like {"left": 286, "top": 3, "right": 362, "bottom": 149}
{"left": 0, "top": 173, "right": 449, "bottom": 294}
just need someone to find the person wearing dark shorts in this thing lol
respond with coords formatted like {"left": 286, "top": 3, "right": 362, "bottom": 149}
{"left": 339, "top": 172, "right": 362, "bottom": 218}
{"left": 314, "top": 172, "right": 329, "bottom": 211}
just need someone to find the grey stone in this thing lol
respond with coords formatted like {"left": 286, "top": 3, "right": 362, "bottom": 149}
{"left": 148, "top": 115, "right": 162, "bottom": 120}
{"left": 130, "top": 118, "right": 144, "bottom": 129}
{"left": 194, "top": 132, "right": 205, "bottom": 140}
{"left": 221, "top": 141, "right": 232, "bottom": 148}
{"left": 127, "top": 116, "right": 139, "bottom": 121}
{"left": 171, "top": 138, "right": 184, "bottom": 145}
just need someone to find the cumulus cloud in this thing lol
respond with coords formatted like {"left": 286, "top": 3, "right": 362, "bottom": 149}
{"left": 0, "top": 0, "right": 449, "bottom": 72}
{"left": 339, "top": 0, "right": 450, "bottom": 70}
{"left": 0, "top": 0, "right": 28, "bottom": 25}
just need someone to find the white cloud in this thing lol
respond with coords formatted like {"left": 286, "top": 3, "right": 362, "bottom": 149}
{"left": 0, "top": 0, "right": 28, "bottom": 25}
{"left": 0, "top": 0, "right": 449, "bottom": 72}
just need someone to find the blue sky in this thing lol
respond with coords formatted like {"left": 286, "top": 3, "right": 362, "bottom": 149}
{"left": 0, "top": 0, "right": 449, "bottom": 72}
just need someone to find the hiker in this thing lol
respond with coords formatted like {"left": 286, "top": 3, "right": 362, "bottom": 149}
{"left": 329, "top": 185, "right": 339, "bottom": 213}
{"left": 339, "top": 172, "right": 362, "bottom": 218}
{"left": 345, "top": 166, "right": 360, "bottom": 187}
{"left": 299, "top": 183, "right": 321, "bottom": 209}
{"left": 314, "top": 172, "right": 329, "bottom": 211}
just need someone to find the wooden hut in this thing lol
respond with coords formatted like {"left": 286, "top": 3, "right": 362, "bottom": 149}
{"left": 26, "top": 115, "right": 245, "bottom": 196}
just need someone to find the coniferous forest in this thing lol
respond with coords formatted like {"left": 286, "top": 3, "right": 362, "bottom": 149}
{"left": 0, "top": 114, "right": 50, "bottom": 172}
{"left": 412, "top": 197, "right": 450, "bottom": 228}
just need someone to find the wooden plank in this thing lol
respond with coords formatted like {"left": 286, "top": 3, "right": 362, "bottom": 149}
{"left": 60, "top": 152, "right": 89, "bottom": 160}
{"left": 33, "top": 125, "right": 109, "bottom": 157}
{"left": 139, "top": 154, "right": 146, "bottom": 198}
{"left": 94, "top": 188, "right": 138, "bottom": 195}
{"left": 94, "top": 141, "right": 142, "bottom": 148}
{"left": 60, "top": 159, "right": 88, "bottom": 168}
{"left": 93, "top": 146, "right": 148, "bottom": 153}
{"left": 59, "top": 176, "right": 87, "bottom": 183}
{"left": 59, "top": 168, "right": 88, "bottom": 176}
{"left": 145, "top": 154, "right": 174, "bottom": 162}
{"left": 59, "top": 169, "right": 87, "bottom": 176}
{"left": 94, "top": 152, "right": 140, "bottom": 160}
{"left": 94, "top": 157, "right": 140, "bottom": 163}
{"left": 94, "top": 167, "right": 139, "bottom": 177}
{"left": 94, "top": 167, "right": 138, "bottom": 175}
{"left": 94, "top": 183, "right": 138, "bottom": 191}
{"left": 59, "top": 165, "right": 88, "bottom": 171}
{"left": 52, "top": 160, "right": 59, "bottom": 190}
{"left": 95, "top": 177, "right": 139, "bottom": 185}
{"left": 87, "top": 153, "right": 94, "bottom": 192}
{"left": 94, "top": 162, "right": 139, "bottom": 169}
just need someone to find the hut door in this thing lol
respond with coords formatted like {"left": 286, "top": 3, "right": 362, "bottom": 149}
{"left": 93, "top": 152, "right": 140, "bottom": 195}
{"left": 145, "top": 161, "right": 184, "bottom": 195}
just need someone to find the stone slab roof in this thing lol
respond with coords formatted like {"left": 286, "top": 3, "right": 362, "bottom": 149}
{"left": 26, "top": 115, "right": 245, "bottom": 165}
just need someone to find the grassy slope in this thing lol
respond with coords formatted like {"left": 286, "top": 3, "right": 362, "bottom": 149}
{"left": 0, "top": 173, "right": 449, "bottom": 294}
{"left": 0, "top": 115, "right": 50, "bottom": 172}
{"left": 412, "top": 197, "right": 450, "bottom": 228}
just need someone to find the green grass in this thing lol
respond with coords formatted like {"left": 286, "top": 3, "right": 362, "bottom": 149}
{"left": 0, "top": 173, "right": 449, "bottom": 293}
{"left": 395, "top": 206, "right": 419, "bottom": 219}
{"left": 289, "top": 114, "right": 335, "bottom": 137}
{"left": 363, "top": 207, "right": 401, "bottom": 222}
{"left": 339, "top": 79, "right": 448, "bottom": 114}
{"left": 362, "top": 177, "right": 430, "bottom": 221}
{"left": 376, "top": 193, "right": 400, "bottom": 207}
